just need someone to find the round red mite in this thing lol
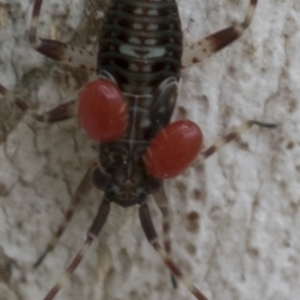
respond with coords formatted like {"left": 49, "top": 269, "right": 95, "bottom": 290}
{"left": 144, "top": 120, "right": 203, "bottom": 178}
{"left": 79, "top": 79, "right": 128, "bottom": 142}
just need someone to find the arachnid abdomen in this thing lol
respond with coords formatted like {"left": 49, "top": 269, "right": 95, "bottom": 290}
{"left": 98, "top": 0, "right": 183, "bottom": 95}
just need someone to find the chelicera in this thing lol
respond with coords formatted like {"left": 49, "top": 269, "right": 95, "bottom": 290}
{"left": 0, "top": 0, "right": 276, "bottom": 299}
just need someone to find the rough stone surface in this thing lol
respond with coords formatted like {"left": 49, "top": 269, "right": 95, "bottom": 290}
{"left": 0, "top": 1, "right": 299, "bottom": 300}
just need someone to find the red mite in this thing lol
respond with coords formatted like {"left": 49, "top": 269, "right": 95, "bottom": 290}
{"left": 0, "top": 0, "right": 276, "bottom": 299}
{"left": 144, "top": 120, "right": 203, "bottom": 178}
{"left": 79, "top": 79, "right": 129, "bottom": 142}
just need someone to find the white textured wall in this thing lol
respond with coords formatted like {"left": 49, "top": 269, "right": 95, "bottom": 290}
{"left": 0, "top": 0, "right": 299, "bottom": 300}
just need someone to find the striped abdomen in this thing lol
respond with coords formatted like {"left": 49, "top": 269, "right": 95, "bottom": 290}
{"left": 97, "top": 0, "right": 183, "bottom": 95}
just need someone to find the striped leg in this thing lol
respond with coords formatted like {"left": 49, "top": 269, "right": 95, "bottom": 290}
{"left": 153, "top": 187, "right": 177, "bottom": 288}
{"left": 0, "top": 83, "right": 77, "bottom": 122}
{"left": 139, "top": 202, "right": 208, "bottom": 300}
{"left": 28, "top": 0, "right": 97, "bottom": 71}
{"left": 34, "top": 162, "right": 98, "bottom": 268}
{"left": 43, "top": 198, "right": 110, "bottom": 300}
{"left": 194, "top": 120, "right": 276, "bottom": 167}
{"left": 182, "top": 0, "right": 258, "bottom": 68}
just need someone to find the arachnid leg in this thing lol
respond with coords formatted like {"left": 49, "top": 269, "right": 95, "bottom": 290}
{"left": 29, "top": 0, "right": 97, "bottom": 71}
{"left": 34, "top": 162, "right": 98, "bottom": 268}
{"left": 0, "top": 83, "right": 78, "bottom": 122}
{"left": 153, "top": 187, "right": 178, "bottom": 288}
{"left": 42, "top": 198, "right": 111, "bottom": 300}
{"left": 140, "top": 202, "right": 209, "bottom": 300}
{"left": 182, "top": 0, "right": 258, "bottom": 68}
{"left": 194, "top": 120, "right": 276, "bottom": 167}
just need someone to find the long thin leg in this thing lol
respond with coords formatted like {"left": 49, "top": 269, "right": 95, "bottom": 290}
{"left": 28, "top": 0, "right": 97, "bottom": 71}
{"left": 194, "top": 120, "right": 276, "bottom": 167}
{"left": 0, "top": 83, "right": 78, "bottom": 122}
{"left": 139, "top": 202, "right": 208, "bottom": 300}
{"left": 153, "top": 187, "right": 177, "bottom": 288}
{"left": 34, "top": 162, "right": 98, "bottom": 268}
{"left": 43, "top": 198, "right": 111, "bottom": 300}
{"left": 182, "top": 0, "right": 258, "bottom": 68}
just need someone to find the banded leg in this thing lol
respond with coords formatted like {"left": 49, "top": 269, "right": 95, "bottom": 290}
{"left": 153, "top": 187, "right": 177, "bottom": 288}
{"left": 194, "top": 120, "right": 276, "bottom": 167}
{"left": 29, "top": 0, "right": 97, "bottom": 71}
{"left": 43, "top": 198, "right": 110, "bottom": 300}
{"left": 0, "top": 83, "right": 78, "bottom": 122}
{"left": 139, "top": 202, "right": 208, "bottom": 300}
{"left": 182, "top": 0, "right": 258, "bottom": 68}
{"left": 34, "top": 162, "right": 98, "bottom": 268}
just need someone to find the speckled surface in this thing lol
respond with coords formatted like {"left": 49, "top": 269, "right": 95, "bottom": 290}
{"left": 0, "top": 1, "right": 299, "bottom": 300}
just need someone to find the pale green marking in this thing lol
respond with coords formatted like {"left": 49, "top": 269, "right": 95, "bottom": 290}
{"left": 133, "top": 8, "right": 143, "bottom": 15}
{"left": 129, "top": 36, "right": 142, "bottom": 45}
{"left": 148, "top": 9, "right": 158, "bottom": 16}
{"left": 119, "top": 44, "right": 165, "bottom": 58}
{"left": 145, "top": 39, "right": 157, "bottom": 46}
{"left": 129, "top": 63, "right": 139, "bottom": 72}
{"left": 142, "top": 65, "right": 152, "bottom": 72}
{"left": 133, "top": 23, "right": 143, "bottom": 30}
{"left": 147, "top": 24, "right": 159, "bottom": 31}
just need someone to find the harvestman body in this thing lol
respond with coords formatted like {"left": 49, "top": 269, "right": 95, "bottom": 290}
{"left": 0, "top": 0, "right": 276, "bottom": 299}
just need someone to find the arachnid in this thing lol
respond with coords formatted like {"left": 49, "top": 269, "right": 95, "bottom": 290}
{"left": 1, "top": 1, "right": 296, "bottom": 300}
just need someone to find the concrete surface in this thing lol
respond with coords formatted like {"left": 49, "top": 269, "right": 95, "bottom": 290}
{"left": 0, "top": 0, "right": 299, "bottom": 300}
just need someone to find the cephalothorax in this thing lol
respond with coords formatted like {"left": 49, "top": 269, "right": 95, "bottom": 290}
{"left": 0, "top": 0, "right": 276, "bottom": 299}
